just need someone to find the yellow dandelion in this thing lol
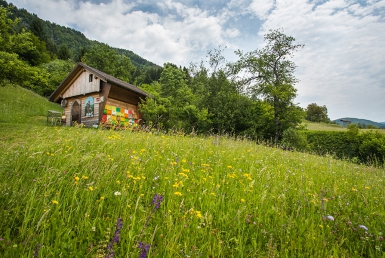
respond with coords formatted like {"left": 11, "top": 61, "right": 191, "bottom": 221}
{"left": 352, "top": 188, "right": 358, "bottom": 192}
{"left": 196, "top": 211, "right": 202, "bottom": 218}
{"left": 100, "top": 196, "right": 105, "bottom": 200}
{"left": 174, "top": 192, "right": 183, "bottom": 196}
{"left": 52, "top": 200, "right": 59, "bottom": 205}
{"left": 140, "top": 194, "right": 144, "bottom": 197}
{"left": 82, "top": 175, "right": 89, "bottom": 180}
{"left": 88, "top": 186, "right": 94, "bottom": 191}
{"left": 241, "top": 198, "right": 245, "bottom": 203}
{"left": 74, "top": 176, "right": 80, "bottom": 181}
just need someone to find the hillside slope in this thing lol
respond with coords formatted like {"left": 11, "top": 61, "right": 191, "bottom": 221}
{"left": 0, "top": 83, "right": 63, "bottom": 126}
{"left": 334, "top": 117, "right": 385, "bottom": 129}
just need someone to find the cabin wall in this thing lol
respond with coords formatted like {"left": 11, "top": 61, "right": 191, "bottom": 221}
{"left": 62, "top": 93, "right": 101, "bottom": 127}
{"left": 62, "top": 70, "right": 101, "bottom": 99}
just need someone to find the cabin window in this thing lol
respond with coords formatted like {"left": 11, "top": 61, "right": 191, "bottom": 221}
{"left": 89, "top": 74, "right": 93, "bottom": 82}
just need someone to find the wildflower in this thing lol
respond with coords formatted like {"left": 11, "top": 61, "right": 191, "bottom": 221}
{"left": 82, "top": 175, "right": 89, "bottom": 179}
{"left": 195, "top": 211, "right": 202, "bottom": 218}
{"left": 358, "top": 225, "right": 368, "bottom": 231}
{"left": 241, "top": 199, "right": 245, "bottom": 203}
{"left": 88, "top": 186, "right": 94, "bottom": 191}
{"left": 152, "top": 194, "right": 164, "bottom": 209}
{"left": 106, "top": 218, "right": 123, "bottom": 257}
{"left": 138, "top": 242, "right": 150, "bottom": 258}
{"left": 74, "top": 176, "right": 80, "bottom": 181}
{"left": 174, "top": 192, "right": 182, "bottom": 196}
{"left": 324, "top": 215, "right": 334, "bottom": 221}
{"left": 100, "top": 196, "right": 105, "bottom": 200}
{"left": 52, "top": 200, "right": 58, "bottom": 205}
{"left": 114, "top": 191, "right": 121, "bottom": 196}
{"left": 352, "top": 188, "right": 358, "bottom": 192}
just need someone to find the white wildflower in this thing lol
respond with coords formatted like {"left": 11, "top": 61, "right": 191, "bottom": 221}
{"left": 325, "top": 215, "right": 334, "bottom": 221}
{"left": 114, "top": 191, "right": 121, "bottom": 196}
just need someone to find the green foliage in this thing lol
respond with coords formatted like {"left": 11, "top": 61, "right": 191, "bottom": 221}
{"left": 41, "top": 59, "right": 76, "bottom": 96}
{"left": 57, "top": 44, "right": 71, "bottom": 60}
{"left": 281, "top": 128, "right": 308, "bottom": 151}
{"left": 83, "top": 43, "right": 134, "bottom": 83}
{"left": 0, "top": 51, "right": 49, "bottom": 94}
{"left": 306, "top": 103, "right": 329, "bottom": 123}
{"left": 304, "top": 129, "right": 385, "bottom": 166}
{"left": 234, "top": 29, "right": 304, "bottom": 143}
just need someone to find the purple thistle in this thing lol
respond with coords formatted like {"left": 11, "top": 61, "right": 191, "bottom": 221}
{"left": 138, "top": 242, "right": 150, "bottom": 258}
{"left": 152, "top": 194, "right": 164, "bottom": 210}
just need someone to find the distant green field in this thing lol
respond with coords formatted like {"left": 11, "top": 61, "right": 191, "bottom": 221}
{"left": 303, "top": 121, "right": 385, "bottom": 134}
{"left": 302, "top": 121, "right": 346, "bottom": 131}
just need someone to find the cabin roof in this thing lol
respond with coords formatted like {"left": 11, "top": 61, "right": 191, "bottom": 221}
{"left": 49, "top": 62, "right": 148, "bottom": 102}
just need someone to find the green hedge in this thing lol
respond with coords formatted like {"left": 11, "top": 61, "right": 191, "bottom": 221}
{"left": 302, "top": 130, "right": 385, "bottom": 166}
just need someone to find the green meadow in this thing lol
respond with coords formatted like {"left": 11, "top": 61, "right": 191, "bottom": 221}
{"left": 1, "top": 85, "right": 385, "bottom": 257}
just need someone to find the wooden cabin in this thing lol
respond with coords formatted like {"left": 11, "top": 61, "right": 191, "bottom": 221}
{"left": 49, "top": 62, "right": 149, "bottom": 127}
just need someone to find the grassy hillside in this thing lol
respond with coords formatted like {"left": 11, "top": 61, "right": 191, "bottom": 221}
{"left": 302, "top": 121, "right": 346, "bottom": 131}
{"left": 1, "top": 85, "right": 385, "bottom": 257}
{"left": 303, "top": 121, "right": 385, "bottom": 135}
{"left": 0, "top": 83, "right": 62, "bottom": 126}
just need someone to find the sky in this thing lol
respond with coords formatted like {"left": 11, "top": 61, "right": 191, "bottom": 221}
{"left": 9, "top": 0, "right": 385, "bottom": 122}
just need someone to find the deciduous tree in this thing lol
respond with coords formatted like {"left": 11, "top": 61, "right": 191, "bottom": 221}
{"left": 234, "top": 29, "right": 304, "bottom": 143}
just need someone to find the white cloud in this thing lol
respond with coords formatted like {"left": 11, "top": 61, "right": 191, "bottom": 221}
{"left": 257, "top": 0, "right": 385, "bottom": 121}
{"left": 249, "top": 0, "right": 275, "bottom": 19}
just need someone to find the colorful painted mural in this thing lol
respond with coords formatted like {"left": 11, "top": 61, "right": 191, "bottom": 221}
{"left": 85, "top": 96, "right": 94, "bottom": 117}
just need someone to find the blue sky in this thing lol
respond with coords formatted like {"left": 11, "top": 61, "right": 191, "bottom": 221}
{"left": 9, "top": 0, "right": 385, "bottom": 122}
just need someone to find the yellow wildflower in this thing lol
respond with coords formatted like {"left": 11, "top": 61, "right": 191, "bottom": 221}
{"left": 52, "top": 200, "right": 59, "bottom": 205}
{"left": 82, "top": 175, "right": 89, "bottom": 180}
{"left": 174, "top": 192, "right": 183, "bottom": 196}
{"left": 241, "top": 198, "right": 245, "bottom": 203}
{"left": 88, "top": 186, "right": 94, "bottom": 191}
{"left": 74, "top": 176, "right": 80, "bottom": 181}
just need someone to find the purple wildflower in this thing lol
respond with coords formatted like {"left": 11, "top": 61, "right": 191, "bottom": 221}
{"left": 138, "top": 242, "right": 150, "bottom": 258}
{"left": 152, "top": 194, "right": 164, "bottom": 210}
{"left": 105, "top": 218, "right": 123, "bottom": 258}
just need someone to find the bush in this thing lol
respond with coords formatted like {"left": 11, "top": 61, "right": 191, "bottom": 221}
{"left": 281, "top": 128, "right": 308, "bottom": 151}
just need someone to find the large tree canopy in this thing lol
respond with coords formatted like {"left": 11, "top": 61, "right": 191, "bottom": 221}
{"left": 234, "top": 29, "right": 304, "bottom": 143}
{"left": 305, "top": 103, "right": 329, "bottom": 123}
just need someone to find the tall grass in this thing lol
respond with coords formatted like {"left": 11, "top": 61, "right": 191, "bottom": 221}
{"left": 0, "top": 83, "right": 63, "bottom": 125}
{"left": 1, "top": 124, "right": 384, "bottom": 257}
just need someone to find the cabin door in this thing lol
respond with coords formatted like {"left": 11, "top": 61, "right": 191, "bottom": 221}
{"left": 71, "top": 100, "right": 81, "bottom": 126}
